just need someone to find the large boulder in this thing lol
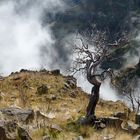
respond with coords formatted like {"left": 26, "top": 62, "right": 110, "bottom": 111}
{"left": 133, "top": 135, "right": 140, "bottom": 140}
{"left": 121, "top": 121, "right": 140, "bottom": 134}
{"left": 0, "top": 107, "right": 34, "bottom": 124}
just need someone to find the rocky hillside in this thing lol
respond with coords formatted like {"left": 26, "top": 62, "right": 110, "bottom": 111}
{"left": 0, "top": 70, "right": 139, "bottom": 140}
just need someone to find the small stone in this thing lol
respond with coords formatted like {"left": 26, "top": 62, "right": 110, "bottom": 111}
{"left": 46, "top": 112, "right": 56, "bottom": 119}
{"left": 103, "top": 134, "right": 114, "bottom": 140}
{"left": 76, "top": 136, "right": 84, "bottom": 140}
{"left": 133, "top": 135, "right": 140, "bottom": 140}
{"left": 127, "top": 121, "right": 140, "bottom": 133}
{"left": 51, "top": 124, "right": 63, "bottom": 132}
{"left": 43, "top": 135, "right": 50, "bottom": 140}
{"left": 100, "top": 122, "right": 106, "bottom": 129}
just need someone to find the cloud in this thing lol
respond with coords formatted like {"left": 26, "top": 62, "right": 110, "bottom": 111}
{"left": 0, "top": 0, "right": 66, "bottom": 75}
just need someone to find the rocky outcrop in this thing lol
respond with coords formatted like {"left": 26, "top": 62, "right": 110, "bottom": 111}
{"left": 121, "top": 121, "right": 140, "bottom": 134}
{"left": 0, "top": 107, "right": 34, "bottom": 124}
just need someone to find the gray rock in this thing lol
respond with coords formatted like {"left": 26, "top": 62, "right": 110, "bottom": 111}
{"left": 18, "top": 127, "right": 32, "bottom": 140}
{"left": 76, "top": 136, "right": 84, "bottom": 140}
{"left": 127, "top": 122, "right": 140, "bottom": 133}
{"left": 51, "top": 124, "right": 63, "bottom": 132}
{"left": 0, "top": 107, "right": 34, "bottom": 123}
{"left": 133, "top": 135, "right": 140, "bottom": 140}
{"left": 122, "top": 121, "right": 140, "bottom": 133}
{"left": 103, "top": 134, "right": 114, "bottom": 140}
{"left": 42, "top": 135, "right": 50, "bottom": 140}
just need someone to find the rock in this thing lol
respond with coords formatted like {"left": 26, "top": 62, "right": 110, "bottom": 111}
{"left": 36, "top": 85, "right": 48, "bottom": 95}
{"left": 122, "top": 121, "right": 140, "bottom": 133}
{"left": 42, "top": 135, "right": 50, "bottom": 140}
{"left": 135, "top": 113, "right": 140, "bottom": 125}
{"left": 76, "top": 136, "right": 84, "bottom": 140}
{"left": 103, "top": 117, "right": 123, "bottom": 128}
{"left": 113, "top": 111, "right": 127, "bottom": 119}
{"left": 0, "top": 107, "right": 34, "bottom": 123}
{"left": 50, "top": 124, "right": 63, "bottom": 132}
{"left": 127, "top": 121, "right": 140, "bottom": 133}
{"left": 50, "top": 69, "right": 60, "bottom": 75}
{"left": 18, "top": 127, "right": 32, "bottom": 140}
{"left": 103, "top": 134, "right": 114, "bottom": 140}
{"left": 36, "top": 111, "right": 56, "bottom": 119}
{"left": 133, "top": 135, "right": 140, "bottom": 140}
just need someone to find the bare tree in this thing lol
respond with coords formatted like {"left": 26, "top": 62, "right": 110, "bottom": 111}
{"left": 122, "top": 77, "right": 140, "bottom": 113}
{"left": 71, "top": 30, "right": 115, "bottom": 124}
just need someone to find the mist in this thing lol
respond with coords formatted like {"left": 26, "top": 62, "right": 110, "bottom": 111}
{"left": 0, "top": 0, "right": 124, "bottom": 101}
{"left": 0, "top": 0, "right": 66, "bottom": 75}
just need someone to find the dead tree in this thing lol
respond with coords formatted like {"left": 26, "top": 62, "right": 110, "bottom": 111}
{"left": 122, "top": 77, "right": 140, "bottom": 113}
{"left": 71, "top": 30, "right": 115, "bottom": 124}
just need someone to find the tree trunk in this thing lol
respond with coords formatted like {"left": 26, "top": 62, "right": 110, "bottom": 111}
{"left": 86, "top": 84, "right": 101, "bottom": 117}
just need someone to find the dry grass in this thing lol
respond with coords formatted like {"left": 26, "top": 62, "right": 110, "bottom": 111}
{"left": 0, "top": 70, "right": 136, "bottom": 139}
{"left": 87, "top": 127, "right": 133, "bottom": 140}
